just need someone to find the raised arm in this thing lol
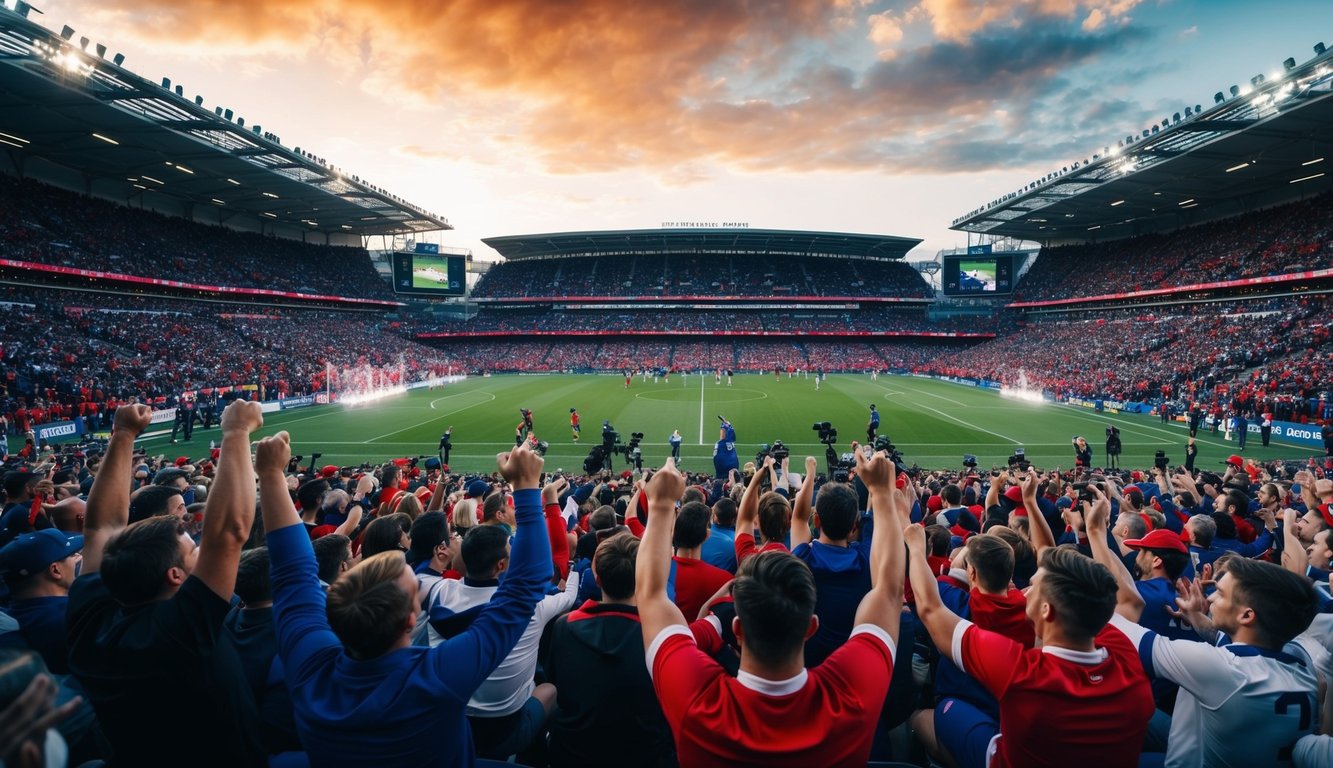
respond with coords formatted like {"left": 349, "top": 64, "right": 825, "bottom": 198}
{"left": 1085, "top": 486, "right": 1143, "bottom": 622}
{"left": 790, "top": 456, "right": 818, "bottom": 549}
{"left": 852, "top": 444, "right": 904, "bottom": 641}
{"left": 258, "top": 431, "right": 300, "bottom": 535}
{"left": 1021, "top": 469, "right": 1057, "bottom": 555}
{"left": 636, "top": 458, "right": 688, "bottom": 648}
{"left": 192, "top": 400, "right": 263, "bottom": 600}
{"left": 1281, "top": 507, "right": 1310, "bottom": 576}
{"left": 82, "top": 403, "right": 153, "bottom": 574}
{"left": 905, "top": 522, "right": 961, "bottom": 655}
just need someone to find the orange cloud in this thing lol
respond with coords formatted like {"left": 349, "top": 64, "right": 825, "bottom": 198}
{"left": 58, "top": 0, "right": 1153, "bottom": 177}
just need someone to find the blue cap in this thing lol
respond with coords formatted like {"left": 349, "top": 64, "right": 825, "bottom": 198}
{"left": 0, "top": 529, "right": 83, "bottom": 578}
{"left": 466, "top": 479, "right": 491, "bottom": 498}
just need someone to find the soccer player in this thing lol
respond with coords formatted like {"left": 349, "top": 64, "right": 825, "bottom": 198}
{"left": 906, "top": 473, "right": 1153, "bottom": 768}
{"left": 570, "top": 408, "right": 581, "bottom": 442}
{"left": 867, "top": 403, "right": 880, "bottom": 442}
{"left": 637, "top": 448, "right": 905, "bottom": 767}
{"left": 669, "top": 429, "right": 682, "bottom": 461}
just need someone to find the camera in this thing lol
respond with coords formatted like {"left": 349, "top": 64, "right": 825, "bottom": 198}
{"left": 1154, "top": 450, "right": 1169, "bottom": 471}
{"left": 812, "top": 422, "right": 838, "bottom": 445}
{"left": 1072, "top": 481, "right": 1105, "bottom": 504}
{"left": 1007, "top": 448, "right": 1030, "bottom": 472}
{"left": 834, "top": 453, "right": 857, "bottom": 483}
{"left": 963, "top": 454, "right": 978, "bottom": 468}
{"left": 872, "top": 434, "right": 911, "bottom": 476}
{"left": 533, "top": 440, "right": 549, "bottom": 457}
{"left": 756, "top": 440, "right": 790, "bottom": 464}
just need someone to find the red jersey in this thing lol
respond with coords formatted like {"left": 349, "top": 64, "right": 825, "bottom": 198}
{"left": 648, "top": 624, "right": 895, "bottom": 767}
{"left": 671, "top": 556, "right": 733, "bottom": 621}
{"left": 952, "top": 620, "right": 1152, "bottom": 768}
{"left": 734, "top": 533, "right": 787, "bottom": 564}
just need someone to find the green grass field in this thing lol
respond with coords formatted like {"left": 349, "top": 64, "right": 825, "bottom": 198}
{"left": 138, "top": 374, "right": 1321, "bottom": 474}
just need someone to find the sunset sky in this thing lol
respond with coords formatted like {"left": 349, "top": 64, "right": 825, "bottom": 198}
{"left": 28, "top": 0, "right": 1333, "bottom": 261}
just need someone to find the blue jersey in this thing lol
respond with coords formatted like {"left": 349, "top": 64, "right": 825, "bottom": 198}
{"left": 869, "top": 410, "right": 880, "bottom": 427}
{"left": 713, "top": 424, "right": 738, "bottom": 474}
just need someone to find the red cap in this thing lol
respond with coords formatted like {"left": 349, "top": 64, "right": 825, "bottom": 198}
{"left": 174, "top": 456, "right": 189, "bottom": 467}
{"left": 1124, "top": 529, "right": 1188, "bottom": 554}
{"left": 1225, "top": 455, "right": 1244, "bottom": 468}
{"left": 321, "top": 465, "right": 339, "bottom": 478}
{"left": 392, "top": 458, "right": 410, "bottom": 468}
{"left": 1130, "top": 470, "right": 1143, "bottom": 482}
{"left": 621, "top": 470, "right": 633, "bottom": 480}
{"left": 926, "top": 495, "right": 944, "bottom": 512}
{"left": 1003, "top": 485, "right": 1024, "bottom": 504}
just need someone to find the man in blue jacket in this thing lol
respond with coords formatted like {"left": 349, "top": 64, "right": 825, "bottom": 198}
{"left": 712, "top": 417, "right": 738, "bottom": 478}
{"left": 258, "top": 431, "right": 552, "bottom": 766}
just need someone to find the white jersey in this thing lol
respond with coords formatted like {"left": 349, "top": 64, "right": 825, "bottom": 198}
{"left": 1111, "top": 614, "right": 1319, "bottom": 768}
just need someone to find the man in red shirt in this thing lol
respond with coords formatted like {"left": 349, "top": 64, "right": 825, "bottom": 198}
{"left": 906, "top": 474, "right": 1153, "bottom": 768}
{"left": 733, "top": 456, "right": 790, "bottom": 565}
{"left": 670, "top": 501, "right": 733, "bottom": 621}
{"left": 636, "top": 445, "right": 905, "bottom": 767}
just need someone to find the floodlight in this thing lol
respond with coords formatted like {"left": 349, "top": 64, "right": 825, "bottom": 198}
{"left": 1251, "top": 74, "right": 1264, "bottom": 87}
{"left": 224, "top": 108, "right": 233, "bottom": 120}
{"left": 174, "top": 85, "right": 183, "bottom": 97}
{"left": 78, "top": 36, "right": 88, "bottom": 50}
{"left": 161, "top": 76, "right": 170, "bottom": 89}
{"left": 194, "top": 95, "right": 202, "bottom": 106}
{"left": 1173, "top": 112, "right": 1181, "bottom": 123}
{"left": 1284, "top": 57, "right": 1296, "bottom": 71}
{"left": 237, "top": 117, "right": 245, "bottom": 127}
{"left": 59, "top": 25, "right": 73, "bottom": 40}
{"left": 1229, "top": 85, "right": 1240, "bottom": 97}
{"left": 112, "top": 53, "right": 124, "bottom": 66}
{"left": 14, "top": 1, "right": 31, "bottom": 18}
{"left": 1195, "top": 104, "right": 1201, "bottom": 115}
{"left": 1316, "top": 43, "right": 1326, "bottom": 55}
{"left": 95, "top": 43, "right": 105, "bottom": 58}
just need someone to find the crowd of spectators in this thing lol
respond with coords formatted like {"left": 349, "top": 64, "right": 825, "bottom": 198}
{"left": 470, "top": 253, "right": 933, "bottom": 299}
{"left": 917, "top": 295, "right": 1332, "bottom": 409}
{"left": 1014, "top": 191, "right": 1333, "bottom": 302}
{"left": 0, "top": 175, "right": 392, "bottom": 300}
{"left": 0, "top": 287, "right": 458, "bottom": 432}
{"left": 5, "top": 403, "right": 1330, "bottom": 767}
{"left": 420, "top": 307, "right": 996, "bottom": 336}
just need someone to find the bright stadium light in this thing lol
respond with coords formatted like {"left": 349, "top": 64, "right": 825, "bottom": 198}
{"left": 1291, "top": 172, "right": 1326, "bottom": 184}
{"left": 1303, "top": 158, "right": 1325, "bottom": 166}
{"left": 1226, "top": 162, "right": 1250, "bottom": 172}
{"left": 91, "top": 132, "right": 119, "bottom": 145}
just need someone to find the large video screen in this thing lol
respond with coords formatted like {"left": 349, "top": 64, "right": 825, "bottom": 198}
{"left": 391, "top": 252, "right": 466, "bottom": 296}
{"left": 942, "top": 254, "right": 1015, "bottom": 296}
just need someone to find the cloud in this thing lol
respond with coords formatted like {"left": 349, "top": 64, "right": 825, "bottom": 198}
{"left": 1178, "top": 25, "right": 1199, "bottom": 39}
{"left": 59, "top": 0, "right": 1157, "bottom": 177}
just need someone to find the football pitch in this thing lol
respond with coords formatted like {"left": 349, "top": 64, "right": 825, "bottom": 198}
{"left": 139, "top": 374, "right": 1319, "bottom": 474}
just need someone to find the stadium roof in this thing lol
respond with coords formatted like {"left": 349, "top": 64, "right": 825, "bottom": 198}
{"left": 482, "top": 228, "right": 922, "bottom": 261}
{"left": 0, "top": 6, "right": 450, "bottom": 236}
{"left": 951, "top": 43, "right": 1333, "bottom": 244}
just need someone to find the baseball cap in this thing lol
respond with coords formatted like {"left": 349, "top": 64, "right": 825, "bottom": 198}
{"left": 0, "top": 529, "right": 84, "bottom": 578}
{"left": 423, "top": 457, "right": 441, "bottom": 471}
{"left": 1003, "top": 485, "right": 1024, "bottom": 504}
{"left": 465, "top": 479, "right": 490, "bottom": 499}
{"left": 321, "top": 465, "right": 339, "bottom": 479}
{"left": 1130, "top": 470, "right": 1143, "bottom": 482}
{"left": 1223, "top": 455, "right": 1244, "bottom": 468}
{"left": 174, "top": 456, "right": 190, "bottom": 467}
{"left": 1123, "top": 528, "right": 1188, "bottom": 554}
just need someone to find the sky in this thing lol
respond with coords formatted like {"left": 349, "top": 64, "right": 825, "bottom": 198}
{"left": 24, "top": 0, "right": 1333, "bottom": 262}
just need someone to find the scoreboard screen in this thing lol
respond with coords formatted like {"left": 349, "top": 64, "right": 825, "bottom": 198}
{"left": 942, "top": 252, "right": 1018, "bottom": 296}
{"left": 391, "top": 251, "right": 466, "bottom": 296}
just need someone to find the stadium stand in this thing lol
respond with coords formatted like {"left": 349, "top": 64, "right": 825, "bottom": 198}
{"left": 0, "top": 175, "right": 394, "bottom": 302}
{"left": 470, "top": 251, "right": 933, "bottom": 299}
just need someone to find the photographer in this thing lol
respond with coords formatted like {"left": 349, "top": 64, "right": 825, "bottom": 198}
{"left": 1072, "top": 435, "right": 1093, "bottom": 469}
{"left": 1105, "top": 426, "right": 1122, "bottom": 470}
{"left": 438, "top": 427, "right": 453, "bottom": 466}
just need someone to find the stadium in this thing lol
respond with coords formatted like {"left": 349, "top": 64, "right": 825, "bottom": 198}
{"left": 1, "top": 2, "right": 1333, "bottom": 767}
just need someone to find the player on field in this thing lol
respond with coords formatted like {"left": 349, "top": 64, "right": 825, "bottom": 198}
{"left": 569, "top": 408, "right": 580, "bottom": 442}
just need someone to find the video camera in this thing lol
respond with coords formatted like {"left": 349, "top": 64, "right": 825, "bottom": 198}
{"left": 963, "top": 454, "right": 978, "bottom": 469}
{"left": 1072, "top": 481, "right": 1105, "bottom": 505}
{"left": 1006, "top": 448, "right": 1030, "bottom": 472}
{"left": 813, "top": 421, "right": 850, "bottom": 479}
{"left": 873, "top": 434, "right": 912, "bottom": 476}
{"left": 755, "top": 440, "right": 789, "bottom": 464}
{"left": 619, "top": 432, "right": 644, "bottom": 470}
